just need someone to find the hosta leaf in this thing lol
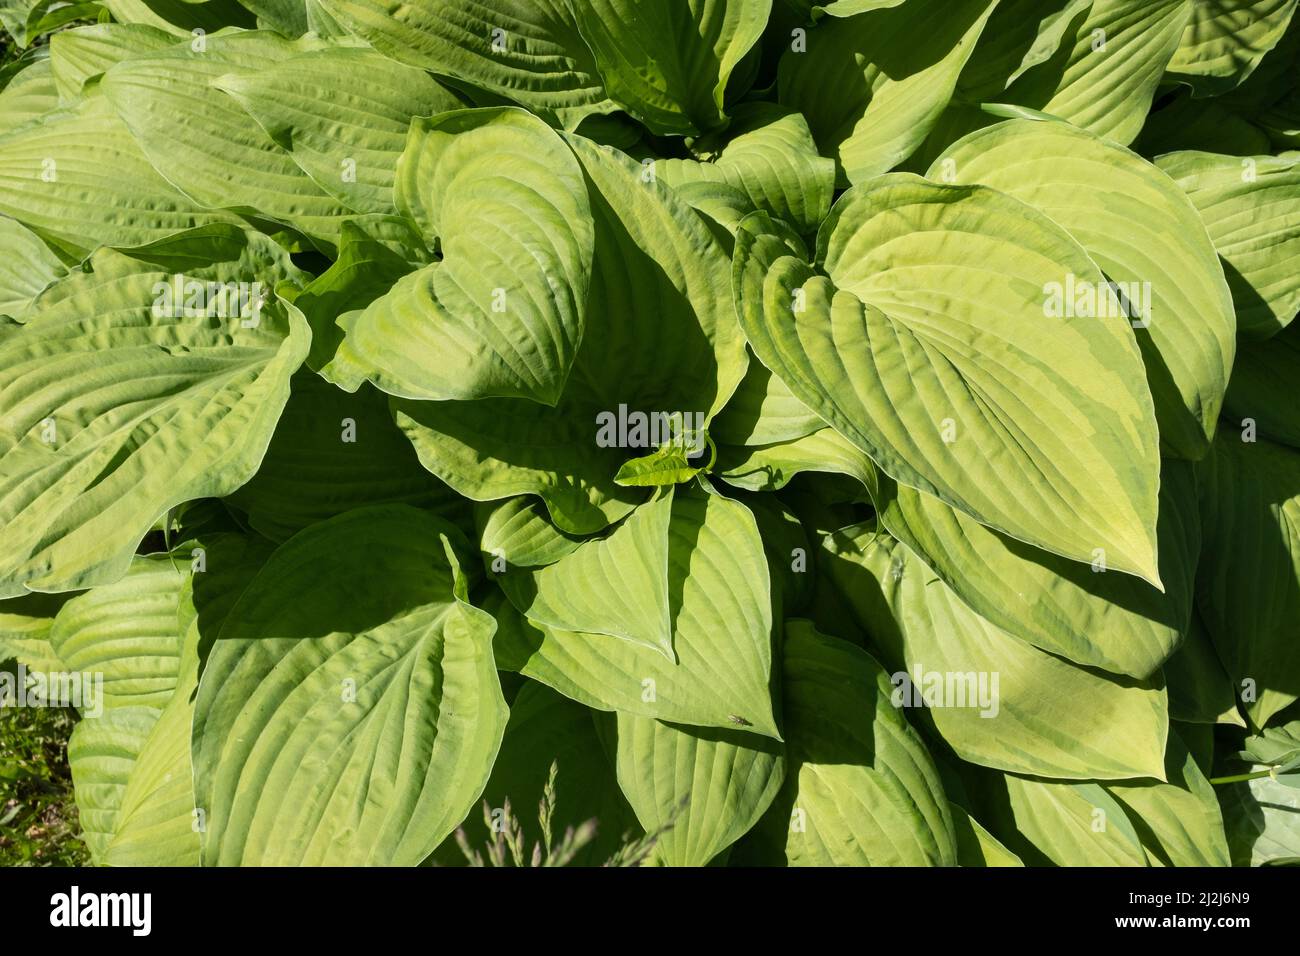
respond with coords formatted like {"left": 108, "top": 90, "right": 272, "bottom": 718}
{"left": 328, "top": 108, "right": 593, "bottom": 404}
{"left": 602, "top": 713, "right": 785, "bottom": 867}
{"left": 0, "top": 0, "right": 39, "bottom": 43}
{"left": 214, "top": 46, "right": 464, "bottom": 217}
{"left": 950, "top": 802, "right": 1023, "bottom": 867}
{"left": 0, "top": 235, "right": 308, "bottom": 596}
{"left": 97, "top": 0, "right": 254, "bottom": 36}
{"left": 734, "top": 177, "right": 1163, "bottom": 583}
{"left": 0, "top": 93, "right": 231, "bottom": 256}
{"left": 289, "top": 217, "right": 426, "bottom": 371}
{"left": 1224, "top": 320, "right": 1300, "bottom": 448}
{"left": 1241, "top": 719, "right": 1300, "bottom": 767}
{"left": 710, "top": 352, "right": 822, "bottom": 448}
{"left": 68, "top": 706, "right": 161, "bottom": 863}
{"left": 652, "top": 103, "right": 834, "bottom": 234}
{"left": 0, "top": 57, "right": 58, "bottom": 135}
{"left": 47, "top": 23, "right": 175, "bottom": 102}
{"left": 822, "top": 526, "right": 1169, "bottom": 780}
{"left": 237, "top": 0, "right": 308, "bottom": 34}
{"left": 64, "top": 534, "right": 271, "bottom": 866}
{"left": 98, "top": 688, "right": 201, "bottom": 866}
{"left": 955, "top": 0, "right": 1093, "bottom": 102}
{"left": 778, "top": 0, "right": 998, "bottom": 183}
{"left": 1165, "top": 0, "right": 1300, "bottom": 96}
{"left": 935, "top": 118, "right": 1235, "bottom": 461}
{"left": 999, "top": 0, "right": 1191, "bottom": 146}
{"left": 1165, "top": 613, "right": 1247, "bottom": 727}
{"left": 493, "top": 490, "right": 778, "bottom": 738}
{"left": 499, "top": 491, "right": 676, "bottom": 659}
{"left": 477, "top": 496, "right": 584, "bottom": 570}
{"left": 578, "top": 0, "right": 770, "bottom": 136}
{"left": 717, "top": 427, "right": 876, "bottom": 493}
{"left": 1157, "top": 151, "right": 1300, "bottom": 339}
{"left": 1196, "top": 434, "right": 1300, "bottom": 728}
{"left": 394, "top": 132, "right": 745, "bottom": 534}
{"left": 1222, "top": 771, "right": 1300, "bottom": 865}
{"left": 987, "top": 775, "right": 1149, "bottom": 866}
{"left": 395, "top": 393, "right": 645, "bottom": 536}
{"left": 434, "top": 681, "right": 637, "bottom": 866}
{"left": 192, "top": 506, "right": 507, "bottom": 866}
{"left": 1135, "top": 89, "right": 1275, "bottom": 157}
{"left": 749, "top": 621, "right": 956, "bottom": 866}
{"left": 1105, "top": 727, "right": 1230, "bottom": 866}
{"left": 0, "top": 217, "right": 63, "bottom": 321}
{"left": 48, "top": 553, "right": 187, "bottom": 712}
{"left": 613, "top": 442, "right": 708, "bottom": 488}
{"left": 873, "top": 459, "right": 1198, "bottom": 680}
{"left": 0, "top": 591, "right": 71, "bottom": 672}
{"left": 100, "top": 32, "right": 352, "bottom": 245}
{"left": 225, "top": 371, "right": 455, "bottom": 542}
{"left": 314, "top": 0, "right": 617, "bottom": 129}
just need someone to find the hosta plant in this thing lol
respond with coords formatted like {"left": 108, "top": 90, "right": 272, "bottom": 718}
{"left": 1, "top": 0, "right": 1299, "bottom": 868}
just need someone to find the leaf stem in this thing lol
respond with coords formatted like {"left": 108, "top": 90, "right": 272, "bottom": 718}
{"left": 1209, "top": 769, "right": 1274, "bottom": 785}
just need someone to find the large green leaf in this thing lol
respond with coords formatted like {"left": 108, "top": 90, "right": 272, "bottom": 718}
{"left": 602, "top": 712, "right": 785, "bottom": 866}
{"left": 935, "top": 118, "right": 1235, "bottom": 461}
{"left": 710, "top": 350, "right": 823, "bottom": 448}
{"left": 316, "top": 0, "right": 767, "bottom": 134}
{"left": 717, "top": 427, "right": 877, "bottom": 493}
{"left": 192, "top": 506, "right": 507, "bottom": 866}
{"left": 875, "top": 459, "right": 1197, "bottom": 681}
{"left": 493, "top": 489, "right": 779, "bottom": 739}
{"left": 313, "top": 0, "right": 617, "bottom": 129}
{"left": 1224, "top": 319, "right": 1300, "bottom": 448}
{"left": 998, "top": 0, "right": 1192, "bottom": 146}
{"left": 226, "top": 371, "right": 456, "bottom": 542}
{"left": 1165, "top": 612, "right": 1248, "bottom": 727}
{"left": 326, "top": 108, "right": 593, "bottom": 404}
{"left": 1196, "top": 434, "right": 1300, "bottom": 728}
{"left": 1104, "top": 727, "right": 1230, "bottom": 866}
{"left": 394, "top": 132, "right": 746, "bottom": 534}
{"left": 1221, "top": 770, "right": 1300, "bottom": 865}
{"left": 0, "top": 232, "right": 308, "bottom": 596}
{"left": 68, "top": 706, "right": 162, "bottom": 863}
{"left": 47, "top": 23, "right": 175, "bottom": 102}
{"left": 577, "top": 0, "right": 769, "bottom": 135}
{"left": 777, "top": 0, "right": 998, "bottom": 183}
{"left": 950, "top": 801, "right": 1023, "bottom": 866}
{"left": 0, "top": 93, "right": 232, "bottom": 256}
{"left": 652, "top": 103, "right": 834, "bottom": 235}
{"left": 476, "top": 496, "right": 585, "bottom": 570}
{"left": 747, "top": 621, "right": 956, "bottom": 866}
{"left": 499, "top": 491, "right": 676, "bottom": 659}
{"left": 64, "top": 534, "right": 272, "bottom": 866}
{"left": 0, "top": 57, "right": 58, "bottom": 136}
{"left": 821, "top": 525, "right": 1169, "bottom": 780}
{"left": 1157, "top": 150, "right": 1300, "bottom": 339}
{"left": 48, "top": 553, "right": 187, "bottom": 712}
{"left": 1165, "top": 0, "right": 1300, "bottom": 97}
{"left": 954, "top": 0, "right": 1093, "bottom": 102}
{"left": 0, "top": 591, "right": 70, "bottom": 672}
{"left": 734, "top": 177, "right": 1163, "bottom": 583}
{"left": 0, "top": 216, "right": 63, "bottom": 320}
{"left": 214, "top": 46, "right": 464, "bottom": 217}
{"left": 288, "top": 216, "right": 427, "bottom": 371}
{"left": 100, "top": 32, "right": 352, "bottom": 245}
{"left": 983, "top": 774, "right": 1150, "bottom": 866}
{"left": 97, "top": 0, "right": 255, "bottom": 36}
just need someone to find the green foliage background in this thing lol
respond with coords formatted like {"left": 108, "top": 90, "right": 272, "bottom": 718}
{"left": 1, "top": 0, "right": 1299, "bottom": 867}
